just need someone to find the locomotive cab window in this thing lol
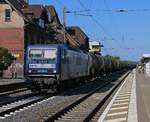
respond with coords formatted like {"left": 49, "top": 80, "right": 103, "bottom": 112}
{"left": 29, "top": 49, "right": 43, "bottom": 59}
{"left": 5, "top": 9, "right": 11, "bottom": 22}
{"left": 29, "top": 49, "right": 57, "bottom": 60}
{"left": 44, "top": 49, "right": 57, "bottom": 60}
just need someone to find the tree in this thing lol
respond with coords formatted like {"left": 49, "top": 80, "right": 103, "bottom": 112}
{"left": 105, "top": 55, "right": 120, "bottom": 60}
{"left": 0, "top": 48, "right": 14, "bottom": 77}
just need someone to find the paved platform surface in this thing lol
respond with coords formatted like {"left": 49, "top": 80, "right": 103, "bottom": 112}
{"left": 136, "top": 72, "right": 150, "bottom": 122}
{"left": 98, "top": 70, "right": 136, "bottom": 122}
{"left": 98, "top": 69, "right": 150, "bottom": 122}
{"left": 0, "top": 79, "right": 25, "bottom": 85}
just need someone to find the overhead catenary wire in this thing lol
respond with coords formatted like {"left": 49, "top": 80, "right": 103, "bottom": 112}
{"left": 103, "top": 0, "right": 128, "bottom": 50}
{"left": 77, "top": 0, "right": 112, "bottom": 37}
{"left": 77, "top": 0, "right": 124, "bottom": 48}
{"left": 84, "top": 8, "right": 150, "bottom": 13}
{"left": 87, "top": 0, "right": 93, "bottom": 12}
{"left": 56, "top": 0, "right": 135, "bottom": 55}
{"left": 56, "top": 0, "right": 125, "bottom": 46}
{"left": 77, "top": 0, "right": 138, "bottom": 60}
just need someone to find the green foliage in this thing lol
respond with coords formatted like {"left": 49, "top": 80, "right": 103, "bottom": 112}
{"left": 0, "top": 48, "right": 14, "bottom": 71}
{"left": 104, "top": 55, "right": 120, "bottom": 60}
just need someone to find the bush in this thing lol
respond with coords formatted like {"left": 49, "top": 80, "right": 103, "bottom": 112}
{"left": 0, "top": 48, "right": 14, "bottom": 77}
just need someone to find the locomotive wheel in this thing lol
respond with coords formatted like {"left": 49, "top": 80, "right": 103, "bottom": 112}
{"left": 52, "top": 84, "right": 58, "bottom": 93}
{"left": 32, "top": 89, "right": 41, "bottom": 94}
{"left": 47, "top": 83, "right": 58, "bottom": 94}
{"left": 90, "top": 68, "right": 95, "bottom": 77}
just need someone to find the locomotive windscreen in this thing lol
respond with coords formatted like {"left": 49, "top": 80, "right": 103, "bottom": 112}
{"left": 44, "top": 49, "right": 57, "bottom": 59}
{"left": 29, "top": 48, "right": 57, "bottom": 60}
{"left": 29, "top": 49, "right": 42, "bottom": 58}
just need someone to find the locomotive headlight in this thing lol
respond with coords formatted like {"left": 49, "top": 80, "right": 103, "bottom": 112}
{"left": 28, "top": 70, "right": 32, "bottom": 73}
{"left": 53, "top": 69, "right": 56, "bottom": 73}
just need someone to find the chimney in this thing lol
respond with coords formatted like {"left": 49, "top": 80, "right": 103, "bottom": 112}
{"left": 23, "top": 0, "right": 29, "bottom": 4}
{"left": 19, "top": 0, "right": 29, "bottom": 8}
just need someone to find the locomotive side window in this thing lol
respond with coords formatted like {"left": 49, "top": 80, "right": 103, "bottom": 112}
{"left": 29, "top": 49, "right": 43, "bottom": 58}
{"left": 61, "top": 49, "right": 68, "bottom": 63}
{"left": 61, "top": 49, "right": 65, "bottom": 60}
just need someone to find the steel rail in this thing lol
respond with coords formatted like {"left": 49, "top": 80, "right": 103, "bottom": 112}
{"left": 45, "top": 71, "right": 130, "bottom": 122}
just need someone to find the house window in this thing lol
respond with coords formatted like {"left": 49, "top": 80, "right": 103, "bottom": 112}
{"left": 39, "top": 19, "right": 45, "bottom": 28}
{"left": 5, "top": 9, "right": 11, "bottom": 22}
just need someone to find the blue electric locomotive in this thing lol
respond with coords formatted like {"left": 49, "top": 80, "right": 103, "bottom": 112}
{"left": 25, "top": 44, "right": 90, "bottom": 93}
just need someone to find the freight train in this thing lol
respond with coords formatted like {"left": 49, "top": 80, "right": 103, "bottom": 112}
{"left": 25, "top": 44, "right": 136, "bottom": 93}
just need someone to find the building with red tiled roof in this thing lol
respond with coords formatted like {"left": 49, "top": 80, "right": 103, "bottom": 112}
{"left": 45, "top": 5, "right": 61, "bottom": 26}
{"left": 0, "top": 0, "right": 90, "bottom": 78}
{"left": 0, "top": 0, "right": 50, "bottom": 78}
{"left": 67, "top": 26, "right": 89, "bottom": 51}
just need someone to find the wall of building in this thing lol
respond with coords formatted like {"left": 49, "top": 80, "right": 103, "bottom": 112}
{"left": 0, "top": 4, "right": 24, "bottom": 28}
{"left": 0, "top": 2, "right": 59, "bottom": 78}
{"left": 0, "top": 28, "right": 24, "bottom": 78}
{"left": 0, "top": 3, "right": 24, "bottom": 78}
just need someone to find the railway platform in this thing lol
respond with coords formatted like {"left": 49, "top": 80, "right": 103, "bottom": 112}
{"left": 0, "top": 79, "right": 25, "bottom": 86}
{"left": 0, "top": 79, "right": 26, "bottom": 93}
{"left": 98, "top": 69, "right": 150, "bottom": 122}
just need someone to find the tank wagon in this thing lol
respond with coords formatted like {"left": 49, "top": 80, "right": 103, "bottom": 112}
{"left": 25, "top": 44, "right": 136, "bottom": 93}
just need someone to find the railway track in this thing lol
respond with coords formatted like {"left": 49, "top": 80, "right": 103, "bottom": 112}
{"left": 45, "top": 71, "right": 130, "bottom": 122}
{"left": 0, "top": 94, "right": 52, "bottom": 120}
{"left": 0, "top": 88, "right": 29, "bottom": 97}
{"left": 0, "top": 86, "right": 37, "bottom": 112}
{"left": 0, "top": 91, "right": 34, "bottom": 107}
{"left": 0, "top": 71, "right": 129, "bottom": 122}
{"left": 0, "top": 81, "right": 26, "bottom": 94}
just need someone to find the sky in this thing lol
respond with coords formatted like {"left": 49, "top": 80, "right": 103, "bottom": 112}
{"left": 29, "top": 0, "right": 150, "bottom": 61}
